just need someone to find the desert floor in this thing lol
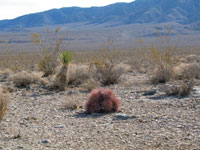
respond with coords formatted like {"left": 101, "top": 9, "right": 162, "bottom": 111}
{"left": 0, "top": 71, "right": 199, "bottom": 150}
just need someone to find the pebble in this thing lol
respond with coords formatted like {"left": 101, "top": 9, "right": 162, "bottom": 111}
{"left": 67, "top": 90, "right": 79, "bottom": 95}
{"left": 17, "top": 146, "right": 24, "bottom": 149}
{"left": 41, "top": 139, "right": 50, "bottom": 144}
{"left": 54, "top": 125, "right": 65, "bottom": 128}
{"left": 194, "top": 86, "right": 200, "bottom": 94}
{"left": 143, "top": 89, "right": 157, "bottom": 96}
{"left": 129, "top": 96, "right": 134, "bottom": 99}
{"left": 113, "top": 113, "right": 135, "bottom": 120}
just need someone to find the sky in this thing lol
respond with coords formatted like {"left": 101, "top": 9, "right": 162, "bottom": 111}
{"left": 0, "top": 0, "right": 135, "bottom": 20}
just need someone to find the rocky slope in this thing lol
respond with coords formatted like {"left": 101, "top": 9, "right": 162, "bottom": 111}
{"left": 0, "top": 0, "right": 200, "bottom": 30}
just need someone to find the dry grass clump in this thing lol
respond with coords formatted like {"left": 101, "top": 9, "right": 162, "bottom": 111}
{"left": 0, "top": 87, "right": 8, "bottom": 121}
{"left": 0, "top": 69, "right": 13, "bottom": 76}
{"left": 151, "top": 63, "right": 174, "bottom": 84}
{"left": 49, "top": 59, "right": 129, "bottom": 89}
{"left": 62, "top": 96, "right": 82, "bottom": 110}
{"left": 11, "top": 71, "right": 46, "bottom": 88}
{"left": 185, "top": 54, "right": 200, "bottom": 63}
{"left": 52, "top": 64, "right": 92, "bottom": 90}
{"left": 174, "top": 62, "right": 200, "bottom": 80}
{"left": 149, "top": 52, "right": 200, "bottom": 84}
{"left": 91, "top": 59, "right": 130, "bottom": 85}
{"left": 60, "top": 95, "right": 83, "bottom": 111}
{"left": 38, "top": 55, "right": 58, "bottom": 77}
{"left": 165, "top": 80, "right": 193, "bottom": 97}
{"left": 68, "top": 64, "right": 90, "bottom": 87}
{"left": 81, "top": 79, "right": 100, "bottom": 92}
{"left": 0, "top": 69, "right": 13, "bottom": 82}
{"left": 63, "top": 100, "right": 80, "bottom": 110}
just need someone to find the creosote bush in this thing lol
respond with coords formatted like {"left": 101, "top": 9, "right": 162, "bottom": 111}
{"left": 31, "top": 27, "right": 65, "bottom": 77}
{"left": 85, "top": 88, "right": 120, "bottom": 113}
{"left": 148, "top": 43, "right": 176, "bottom": 84}
{"left": 0, "top": 87, "right": 8, "bottom": 121}
{"left": 147, "top": 27, "right": 178, "bottom": 84}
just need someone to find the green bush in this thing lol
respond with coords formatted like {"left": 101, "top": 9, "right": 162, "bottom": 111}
{"left": 59, "top": 51, "right": 72, "bottom": 65}
{"left": 56, "top": 51, "right": 72, "bottom": 90}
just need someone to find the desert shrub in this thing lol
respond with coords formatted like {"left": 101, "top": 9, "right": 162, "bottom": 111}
{"left": 185, "top": 55, "right": 200, "bottom": 63}
{"left": 85, "top": 88, "right": 120, "bottom": 113}
{"left": 63, "top": 100, "right": 80, "bottom": 110}
{"left": 68, "top": 64, "right": 90, "bottom": 86}
{"left": 174, "top": 62, "right": 200, "bottom": 80}
{"left": 81, "top": 79, "right": 100, "bottom": 92}
{"left": 0, "top": 69, "right": 13, "bottom": 82}
{"left": 61, "top": 95, "right": 82, "bottom": 110}
{"left": 0, "top": 69, "right": 13, "bottom": 76}
{"left": 56, "top": 51, "right": 72, "bottom": 90}
{"left": 91, "top": 59, "right": 129, "bottom": 85}
{"left": 151, "top": 63, "right": 174, "bottom": 84}
{"left": 148, "top": 43, "right": 176, "bottom": 84}
{"left": 0, "top": 87, "right": 8, "bottom": 121}
{"left": 59, "top": 51, "right": 72, "bottom": 65}
{"left": 38, "top": 55, "right": 57, "bottom": 77}
{"left": 11, "top": 71, "right": 46, "bottom": 88}
{"left": 31, "top": 27, "right": 66, "bottom": 77}
{"left": 147, "top": 27, "right": 179, "bottom": 84}
{"left": 165, "top": 81, "right": 193, "bottom": 97}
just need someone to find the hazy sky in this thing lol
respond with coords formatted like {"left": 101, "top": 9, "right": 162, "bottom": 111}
{"left": 0, "top": 0, "right": 135, "bottom": 20}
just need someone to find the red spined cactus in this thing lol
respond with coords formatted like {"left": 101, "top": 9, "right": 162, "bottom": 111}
{"left": 85, "top": 88, "right": 120, "bottom": 113}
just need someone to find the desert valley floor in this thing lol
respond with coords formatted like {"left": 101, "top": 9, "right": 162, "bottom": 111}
{"left": 0, "top": 71, "right": 199, "bottom": 150}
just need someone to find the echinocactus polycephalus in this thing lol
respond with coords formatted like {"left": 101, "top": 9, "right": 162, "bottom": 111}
{"left": 85, "top": 88, "right": 120, "bottom": 113}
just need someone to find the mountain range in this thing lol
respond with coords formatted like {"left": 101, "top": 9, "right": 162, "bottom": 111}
{"left": 0, "top": 0, "right": 200, "bottom": 30}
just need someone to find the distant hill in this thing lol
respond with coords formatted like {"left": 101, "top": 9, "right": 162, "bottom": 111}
{"left": 0, "top": 0, "right": 200, "bottom": 30}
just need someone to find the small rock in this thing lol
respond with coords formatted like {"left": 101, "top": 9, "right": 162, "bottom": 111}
{"left": 12, "top": 134, "right": 21, "bottom": 139}
{"left": 67, "top": 90, "right": 78, "bottom": 95}
{"left": 114, "top": 113, "right": 135, "bottom": 120}
{"left": 55, "top": 125, "right": 65, "bottom": 128}
{"left": 194, "top": 86, "right": 200, "bottom": 94}
{"left": 177, "top": 125, "right": 183, "bottom": 128}
{"left": 17, "top": 146, "right": 24, "bottom": 149}
{"left": 0, "top": 75, "right": 8, "bottom": 82}
{"left": 41, "top": 139, "right": 50, "bottom": 144}
{"left": 143, "top": 89, "right": 157, "bottom": 96}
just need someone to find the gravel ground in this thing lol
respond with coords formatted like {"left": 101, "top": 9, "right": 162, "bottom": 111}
{"left": 0, "top": 73, "right": 200, "bottom": 150}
